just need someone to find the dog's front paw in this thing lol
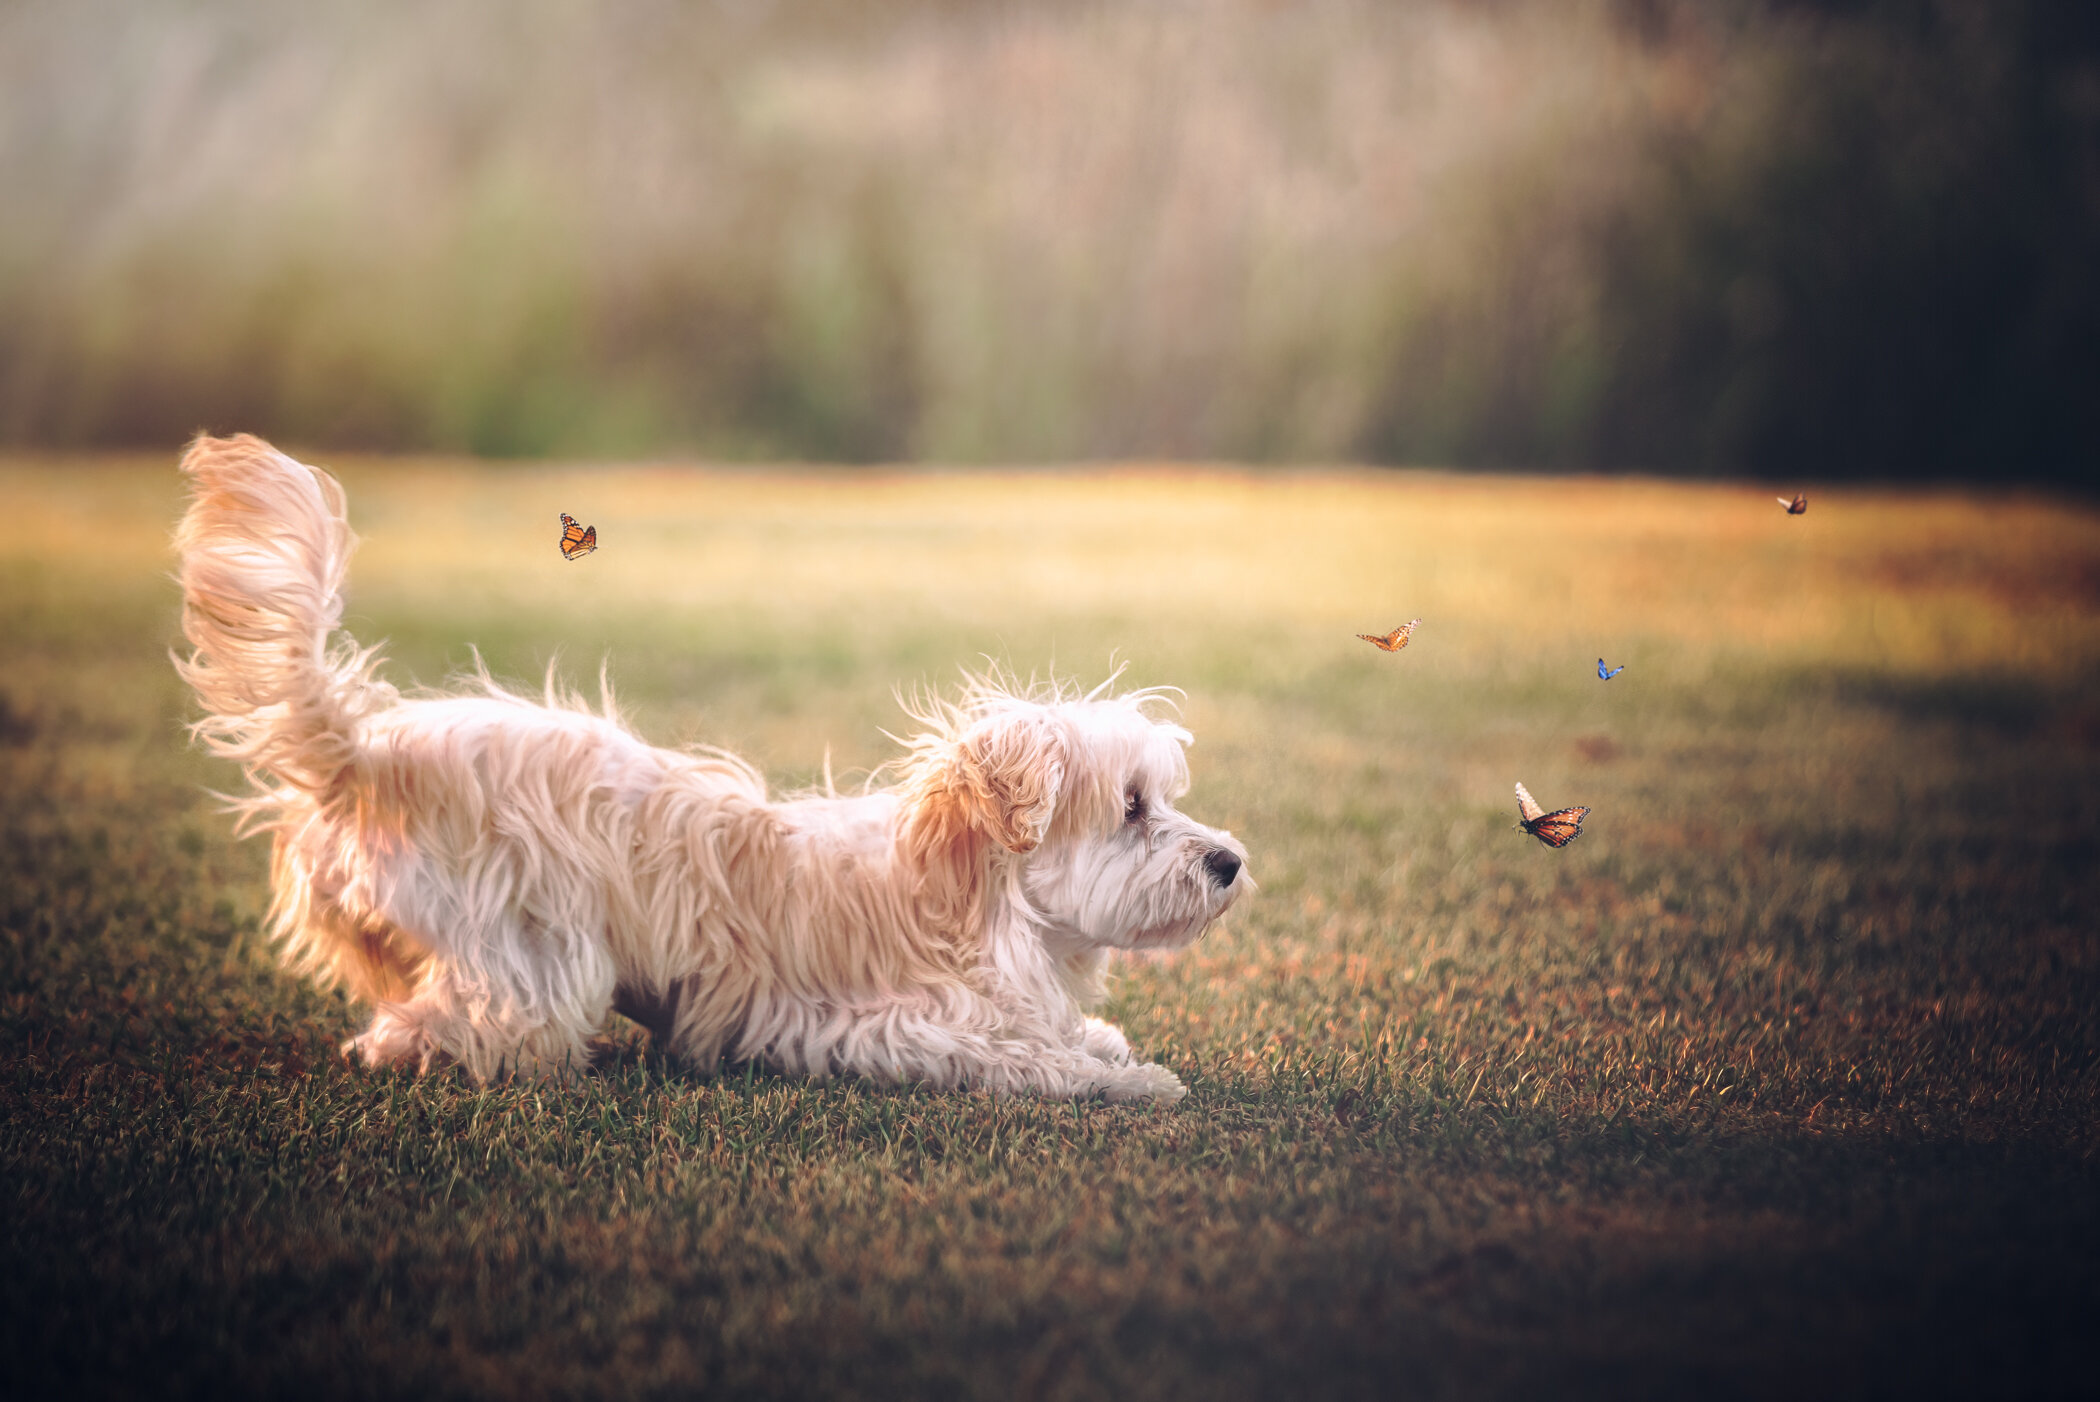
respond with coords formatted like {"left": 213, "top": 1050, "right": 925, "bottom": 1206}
{"left": 1080, "top": 1017, "right": 1134, "bottom": 1066}
{"left": 1100, "top": 1061, "right": 1187, "bottom": 1104}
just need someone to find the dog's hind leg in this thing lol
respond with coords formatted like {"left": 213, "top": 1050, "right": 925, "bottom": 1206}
{"left": 346, "top": 1000, "right": 450, "bottom": 1075}
{"left": 347, "top": 972, "right": 606, "bottom": 1081}
{"left": 345, "top": 916, "right": 617, "bottom": 1082}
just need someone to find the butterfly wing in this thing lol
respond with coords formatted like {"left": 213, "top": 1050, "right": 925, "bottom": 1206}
{"left": 580, "top": 524, "right": 597, "bottom": 555}
{"left": 1356, "top": 632, "right": 1395, "bottom": 650}
{"left": 1528, "top": 806, "right": 1590, "bottom": 847}
{"left": 1514, "top": 782, "right": 1544, "bottom": 825}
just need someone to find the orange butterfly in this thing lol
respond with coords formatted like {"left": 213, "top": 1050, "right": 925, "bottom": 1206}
{"left": 1356, "top": 618, "right": 1422, "bottom": 652}
{"left": 1514, "top": 782, "right": 1589, "bottom": 848}
{"left": 559, "top": 512, "right": 597, "bottom": 561}
{"left": 1778, "top": 492, "right": 1807, "bottom": 515}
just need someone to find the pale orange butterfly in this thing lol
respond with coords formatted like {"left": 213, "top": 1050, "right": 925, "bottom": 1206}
{"left": 1356, "top": 618, "right": 1422, "bottom": 652}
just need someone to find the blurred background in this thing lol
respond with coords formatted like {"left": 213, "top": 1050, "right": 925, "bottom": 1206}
{"left": 1, "top": 0, "right": 2095, "bottom": 482}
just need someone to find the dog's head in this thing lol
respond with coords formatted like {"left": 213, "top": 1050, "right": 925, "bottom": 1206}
{"left": 897, "top": 678, "right": 1251, "bottom": 952}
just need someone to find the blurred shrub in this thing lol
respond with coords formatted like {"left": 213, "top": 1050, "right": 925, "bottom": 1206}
{"left": 0, "top": 0, "right": 2092, "bottom": 480}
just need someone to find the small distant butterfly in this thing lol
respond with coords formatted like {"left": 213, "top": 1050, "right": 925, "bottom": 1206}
{"left": 1357, "top": 618, "right": 1422, "bottom": 652}
{"left": 1778, "top": 492, "right": 1807, "bottom": 515}
{"left": 1597, "top": 658, "right": 1625, "bottom": 680}
{"left": 1514, "top": 781, "right": 1590, "bottom": 848}
{"left": 559, "top": 512, "right": 597, "bottom": 561}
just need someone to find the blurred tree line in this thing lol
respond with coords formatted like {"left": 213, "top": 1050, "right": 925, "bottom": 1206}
{"left": 1561, "top": 0, "right": 2100, "bottom": 485}
{"left": 0, "top": 0, "right": 2092, "bottom": 483}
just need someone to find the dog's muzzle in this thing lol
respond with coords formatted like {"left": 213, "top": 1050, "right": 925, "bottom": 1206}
{"left": 1202, "top": 847, "right": 1242, "bottom": 888}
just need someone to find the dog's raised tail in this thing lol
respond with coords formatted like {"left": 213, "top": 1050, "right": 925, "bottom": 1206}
{"left": 174, "top": 433, "right": 394, "bottom": 799}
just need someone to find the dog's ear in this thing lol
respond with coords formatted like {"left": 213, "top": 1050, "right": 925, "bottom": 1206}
{"left": 901, "top": 708, "right": 1066, "bottom": 858}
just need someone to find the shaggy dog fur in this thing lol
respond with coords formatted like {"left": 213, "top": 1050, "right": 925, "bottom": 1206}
{"left": 174, "top": 434, "right": 1250, "bottom": 1100}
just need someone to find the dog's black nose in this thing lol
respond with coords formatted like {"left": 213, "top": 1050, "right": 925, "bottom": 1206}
{"left": 1203, "top": 848, "right": 1242, "bottom": 887}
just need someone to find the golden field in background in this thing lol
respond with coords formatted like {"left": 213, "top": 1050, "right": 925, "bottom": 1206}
{"left": 14, "top": 452, "right": 2096, "bottom": 674}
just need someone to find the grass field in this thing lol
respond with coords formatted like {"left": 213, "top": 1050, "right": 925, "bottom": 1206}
{"left": 4, "top": 456, "right": 2099, "bottom": 1399}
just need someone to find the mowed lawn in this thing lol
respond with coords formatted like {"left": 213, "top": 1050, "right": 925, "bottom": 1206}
{"left": 4, "top": 455, "right": 2098, "bottom": 1400}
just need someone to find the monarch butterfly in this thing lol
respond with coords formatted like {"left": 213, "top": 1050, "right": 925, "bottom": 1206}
{"left": 1514, "top": 782, "right": 1589, "bottom": 848}
{"left": 1357, "top": 618, "right": 1422, "bottom": 652}
{"left": 1597, "top": 658, "right": 1625, "bottom": 680}
{"left": 559, "top": 513, "right": 597, "bottom": 561}
{"left": 1778, "top": 492, "right": 1807, "bottom": 515}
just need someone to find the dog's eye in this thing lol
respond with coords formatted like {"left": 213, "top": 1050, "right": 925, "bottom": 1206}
{"left": 1124, "top": 789, "right": 1146, "bottom": 824}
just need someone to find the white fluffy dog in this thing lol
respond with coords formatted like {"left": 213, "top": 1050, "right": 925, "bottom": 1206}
{"left": 174, "top": 434, "right": 1250, "bottom": 1100}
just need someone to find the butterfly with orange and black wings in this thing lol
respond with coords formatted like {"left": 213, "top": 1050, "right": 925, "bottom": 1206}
{"left": 1356, "top": 618, "right": 1422, "bottom": 652}
{"left": 559, "top": 513, "right": 598, "bottom": 561}
{"left": 1514, "top": 781, "right": 1589, "bottom": 848}
{"left": 1778, "top": 492, "right": 1807, "bottom": 515}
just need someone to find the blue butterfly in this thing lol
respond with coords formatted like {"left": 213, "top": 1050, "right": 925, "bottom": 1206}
{"left": 1597, "top": 658, "right": 1625, "bottom": 680}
